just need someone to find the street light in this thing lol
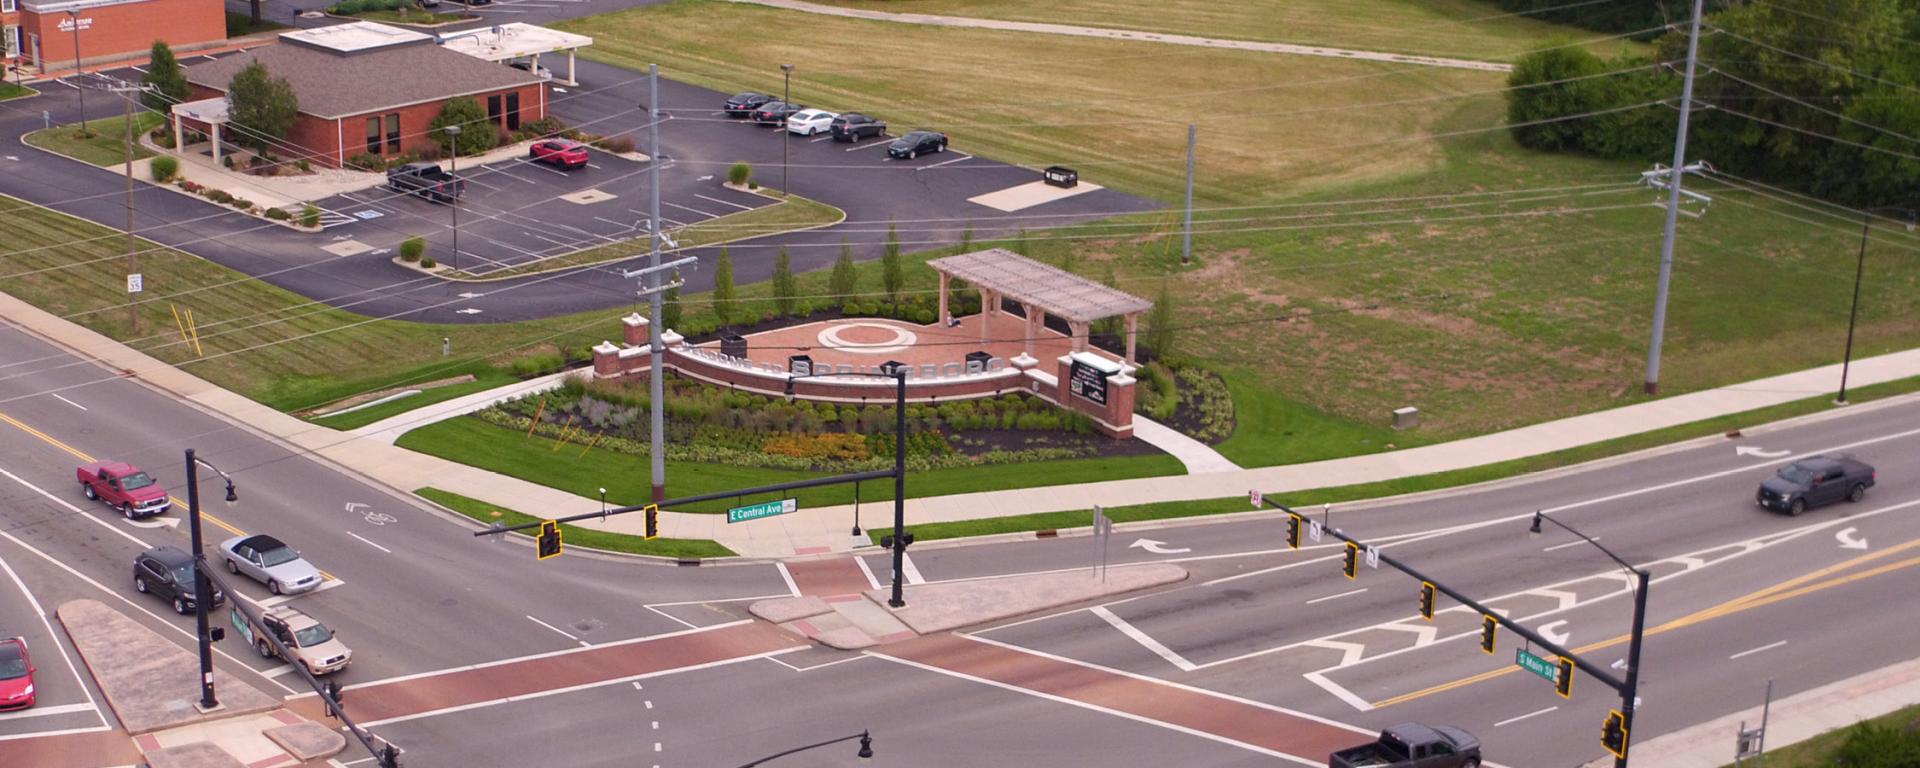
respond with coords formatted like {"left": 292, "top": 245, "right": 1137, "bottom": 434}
{"left": 1839, "top": 207, "right": 1918, "bottom": 404}
{"left": 66, "top": 9, "right": 86, "bottom": 131}
{"left": 737, "top": 729, "right": 873, "bottom": 766}
{"left": 443, "top": 124, "right": 461, "bottom": 276}
{"left": 1531, "top": 510, "right": 1647, "bottom": 768}
{"left": 787, "top": 365, "right": 909, "bottom": 607}
{"left": 183, "top": 448, "right": 237, "bottom": 711}
{"left": 780, "top": 63, "right": 794, "bottom": 195}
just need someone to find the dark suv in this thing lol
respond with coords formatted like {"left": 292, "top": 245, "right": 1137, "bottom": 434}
{"left": 134, "top": 546, "right": 226, "bottom": 615}
{"left": 830, "top": 113, "right": 886, "bottom": 142}
{"left": 1757, "top": 454, "right": 1876, "bottom": 516}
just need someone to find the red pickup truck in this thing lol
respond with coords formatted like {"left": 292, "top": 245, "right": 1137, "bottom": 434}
{"left": 77, "top": 462, "right": 172, "bottom": 519}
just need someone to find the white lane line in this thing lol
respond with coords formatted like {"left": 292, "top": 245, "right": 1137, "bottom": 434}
{"left": 1090, "top": 606, "right": 1198, "bottom": 672}
{"left": 691, "top": 193, "right": 754, "bottom": 211}
{"left": 1543, "top": 539, "right": 1594, "bottom": 553}
{"left": 644, "top": 604, "right": 700, "bottom": 631}
{"left": 319, "top": 620, "right": 750, "bottom": 694}
{"left": 259, "top": 663, "right": 302, "bottom": 678}
{"left": 1729, "top": 640, "right": 1788, "bottom": 660}
{"left": 0, "top": 724, "right": 114, "bottom": 742}
{"left": 900, "top": 553, "right": 926, "bottom": 585}
{"left": 0, "top": 549, "right": 104, "bottom": 725}
{"left": 0, "top": 702, "right": 98, "bottom": 722}
{"left": 662, "top": 200, "right": 718, "bottom": 218}
{"left": 1494, "top": 706, "right": 1558, "bottom": 727}
{"left": 346, "top": 531, "right": 391, "bottom": 554}
{"left": 775, "top": 563, "right": 801, "bottom": 597}
{"left": 1305, "top": 588, "right": 1367, "bottom": 605}
{"left": 49, "top": 394, "right": 87, "bottom": 410}
{"left": 1302, "top": 670, "right": 1373, "bottom": 712}
{"left": 917, "top": 154, "right": 972, "bottom": 170}
{"left": 0, "top": 467, "right": 152, "bottom": 549}
{"left": 526, "top": 615, "right": 588, "bottom": 646}
{"left": 853, "top": 555, "right": 882, "bottom": 591}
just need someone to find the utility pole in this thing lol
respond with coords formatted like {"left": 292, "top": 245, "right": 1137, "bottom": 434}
{"left": 1642, "top": 0, "right": 1707, "bottom": 395}
{"left": 108, "top": 83, "right": 149, "bottom": 333}
{"left": 780, "top": 63, "right": 794, "bottom": 195}
{"left": 1182, "top": 123, "right": 1194, "bottom": 265}
{"left": 649, "top": 62, "right": 665, "bottom": 503}
{"left": 67, "top": 10, "right": 86, "bottom": 130}
{"left": 444, "top": 125, "right": 461, "bottom": 277}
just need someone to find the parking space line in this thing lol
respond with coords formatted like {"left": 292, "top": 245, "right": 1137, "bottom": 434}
{"left": 809, "top": 136, "right": 834, "bottom": 143}
{"left": 663, "top": 201, "right": 717, "bottom": 218}
{"left": 0, "top": 549, "right": 104, "bottom": 727}
{"left": 593, "top": 216, "right": 639, "bottom": 231}
{"left": 919, "top": 154, "right": 973, "bottom": 170}
{"left": 692, "top": 193, "right": 754, "bottom": 212}
{"left": 845, "top": 141, "right": 891, "bottom": 152}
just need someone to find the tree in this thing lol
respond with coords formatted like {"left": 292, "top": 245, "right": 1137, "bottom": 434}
{"left": 711, "top": 247, "right": 737, "bottom": 328}
{"left": 142, "top": 42, "right": 190, "bottom": 113}
{"left": 881, "top": 220, "right": 903, "bottom": 302}
{"left": 1143, "top": 282, "right": 1176, "bottom": 361}
{"left": 431, "top": 97, "right": 497, "bottom": 156}
{"left": 829, "top": 239, "right": 858, "bottom": 309}
{"left": 1504, "top": 43, "right": 1607, "bottom": 152}
{"left": 1014, "top": 228, "right": 1031, "bottom": 257}
{"left": 957, "top": 221, "right": 974, "bottom": 254}
{"left": 662, "top": 284, "right": 683, "bottom": 330}
{"left": 226, "top": 61, "right": 298, "bottom": 150}
{"left": 772, "top": 246, "right": 797, "bottom": 317}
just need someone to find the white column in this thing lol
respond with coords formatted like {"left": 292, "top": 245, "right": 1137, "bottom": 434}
{"left": 938, "top": 272, "right": 951, "bottom": 326}
{"left": 568, "top": 50, "right": 578, "bottom": 87}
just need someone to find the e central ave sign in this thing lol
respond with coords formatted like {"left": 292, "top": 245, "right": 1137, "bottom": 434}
{"left": 728, "top": 498, "right": 798, "bottom": 524}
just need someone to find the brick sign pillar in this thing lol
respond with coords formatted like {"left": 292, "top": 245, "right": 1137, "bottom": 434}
{"left": 1055, "top": 354, "right": 1135, "bottom": 438}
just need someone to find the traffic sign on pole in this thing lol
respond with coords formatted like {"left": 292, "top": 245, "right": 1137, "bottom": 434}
{"left": 1516, "top": 648, "right": 1558, "bottom": 682}
{"left": 1249, "top": 489, "right": 1262, "bottom": 508}
{"left": 727, "top": 498, "right": 798, "bottom": 524}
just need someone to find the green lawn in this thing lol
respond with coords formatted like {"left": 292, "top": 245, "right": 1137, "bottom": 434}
{"left": 396, "top": 415, "right": 1184, "bottom": 512}
{"left": 23, "top": 112, "right": 164, "bottom": 167}
{"left": 1718, "top": 703, "right": 1920, "bottom": 768}
{"left": 308, "top": 362, "right": 521, "bottom": 430}
{"left": 468, "top": 192, "right": 843, "bottom": 279}
{"left": 416, "top": 487, "right": 735, "bottom": 559}
{"left": 0, "top": 82, "right": 33, "bottom": 101}
{"left": 813, "top": 0, "right": 1642, "bottom": 62}
{"left": 225, "top": 11, "right": 291, "bottom": 37}
{"left": 888, "top": 374, "right": 1920, "bottom": 543}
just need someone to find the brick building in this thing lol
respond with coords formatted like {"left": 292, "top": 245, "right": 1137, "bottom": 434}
{"left": 177, "top": 22, "right": 546, "bottom": 168}
{"left": 5, "top": 0, "right": 224, "bottom": 75}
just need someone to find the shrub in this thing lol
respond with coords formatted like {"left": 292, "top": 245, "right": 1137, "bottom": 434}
{"left": 346, "top": 152, "right": 385, "bottom": 172}
{"left": 221, "top": 155, "right": 234, "bottom": 168}
{"left": 265, "top": 207, "right": 291, "bottom": 221}
{"left": 420, "top": 256, "right": 437, "bottom": 268}
{"left": 207, "top": 189, "right": 234, "bottom": 204}
{"left": 231, "top": 198, "right": 254, "bottom": 211}
{"left": 295, "top": 158, "right": 311, "bottom": 172}
{"left": 300, "top": 204, "right": 321, "bottom": 228}
{"left": 728, "top": 162, "right": 751, "bottom": 186}
{"left": 400, "top": 236, "right": 426, "bottom": 262}
{"left": 1831, "top": 720, "right": 1920, "bottom": 767}
{"left": 914, "top": 308, "right": 934, "bottom": 325}
{"left": 150, "top": 156, "right": 179, "bottom": 182}
{"left": 598, "top": 135, "right": 636, "bottom": 154}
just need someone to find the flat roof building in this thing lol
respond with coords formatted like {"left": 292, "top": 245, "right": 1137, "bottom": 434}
{"left": 5, "top": 0, "right": 226, "bottom": 75}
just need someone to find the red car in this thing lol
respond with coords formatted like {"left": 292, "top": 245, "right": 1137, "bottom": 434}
{"left": 529, "top": 139, "right": 589, "bottom": 169}
{"left": 0, "top": 637, "right": 34, "bottom": 711}
{"left": 78, "top": 461, "right": 172, "bottom": 519}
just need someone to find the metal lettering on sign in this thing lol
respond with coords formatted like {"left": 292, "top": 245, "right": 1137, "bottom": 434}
{"left": 1309, "top": 520, "right": 1323, "bottom": 542}
{"left": 126, "top": 273, "right": 143, "bottom": 294}
{"left": 1365, "top": 546, "right": 1379, "bottom": 569}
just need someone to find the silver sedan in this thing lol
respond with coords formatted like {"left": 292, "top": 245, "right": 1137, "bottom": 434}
{"left": 218, "top": 534, "right": 323, "bottom": 595}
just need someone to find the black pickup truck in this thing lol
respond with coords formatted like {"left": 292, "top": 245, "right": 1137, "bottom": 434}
{"left": 1329, "top": 723, "right": 1481, "bottom": 768}
{"left": 385, "top": 162, "right": 464, "bottom": 203}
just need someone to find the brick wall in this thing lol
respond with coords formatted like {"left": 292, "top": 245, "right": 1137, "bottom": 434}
{"left": 181, "top": 81, "right": 548, "bottom": 168}
{"left": 17, "top": 0, "right": 224, "bottom": 70}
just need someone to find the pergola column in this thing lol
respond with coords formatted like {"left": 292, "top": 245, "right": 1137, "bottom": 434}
{"left": 1068, "top": 320, "right": 1089, "bottom": 354}
{"left": 171, "top": 115, "right": 183, "bottom": 161}
{"left": 980, "top": 289, "right": 997, "bottom": 343}
{"left": 1125, "top": 313, "right": 1139, "bottom": 364}
{"left": 938, "top": 272, "right": 951, "bottom": 326}
{"left": 1021, "top": 302, "right": 1041, "bottom": 357}
{"left": 568, "top": 50, "right": 578, "bottom": 87}
{"left": 210, "top": 123, "right": 223, "bottom": 167}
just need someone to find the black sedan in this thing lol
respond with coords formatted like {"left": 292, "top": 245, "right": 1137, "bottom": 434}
{"left": 887, "top": 130, "right": 948, "bottom": 159}
{"left": 752, "top": 101, "right": 806, "bottom": 125}
{"left": 1757, "top": 454, "right": 1876, "bottom": 516}
{"left": 724, "top": 92, "right": 774, "bottom": 117}
{"left": 831, "top": 113, "right": 887, "bottom": 142}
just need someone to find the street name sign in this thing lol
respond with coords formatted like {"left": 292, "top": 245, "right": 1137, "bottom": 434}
{"left": 728, "top": 498, "right": 798, "bottom": 524}
{"left": 1516, "top": 648, "right": 1559, "bottom": 683}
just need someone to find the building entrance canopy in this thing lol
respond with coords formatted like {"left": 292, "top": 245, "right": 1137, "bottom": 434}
{"left": 927, "top": 248, "right": 1153, "bottom": 363}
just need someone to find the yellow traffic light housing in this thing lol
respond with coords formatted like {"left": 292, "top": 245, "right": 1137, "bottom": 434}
{"left": 1555, "top": 656, "right": 1576, "bottom": 698}
{"left": 537, "top": 520, "right": 563, "bottom": 560}
{"left": 1342, "top": 541, "right": 1359, "bottom": 580}
{"left": 1479, "top": 614, "right": 1497, "bottom": 654}
{"left": 1419, "top": 581, "right": 1436, "bottom": 620}
{"left": 644, "top": 504, "right": 660, "bottom": 540}
{"left": 1601, "top": 709, "right": 1628, "bottom": 758}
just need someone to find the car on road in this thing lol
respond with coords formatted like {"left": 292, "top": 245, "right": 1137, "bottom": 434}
{"left": 133, "top": 546, "right": 225, "bottom": 615}
{"left": 528, "top": 138, "right": 590, "bottom": 169}
{"left": 752, "top": 101, "right": 807, "bottom": 125}
{"left": 1757, "top": 453, "right": 1876, "bottom": 516}
{"left": 724, "top": 92, "right": 774, "bottom": 117}
{"left": 77, "top": 461, "right": 171, "bottom": 519}
{"left": 830, "top": 113, "right": 886, "bottom": 142}
{"left": 231, "top": 606, "right": 352, "bottom": 676}
{"left": 1329, "top": 723, "right": 1481, "bottom": 768}
{"left": 786, "top": 108, "right": 838, "bottom": 136}
{"left": 219, "top": 534, "right": 323, "bottom": 595}
{"left": 887, "top": 130, "right": 948, "bottom": 159}
{"left": 0, "top": 637, "right": 34, "bottom": 711}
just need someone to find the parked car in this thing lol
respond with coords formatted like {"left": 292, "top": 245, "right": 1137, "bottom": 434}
{"left": 386, "top": 162, "right": 464, "bottom": 203}
{"left": 219, "top": 534, "right": 323, "bottom": 595}
{"left": 786, "top": 109, "right": 838, "bottom": 136}
{"left": 1329, "top": 723, "right": 1481, "bottom": 768}
{"left": 77, "top": 461, "right": 171, "bottom": 519}
{"left": 752, "top": 101, "right": 806, "bottom": 125}
{"left": 0, "top": 637, "right": 33, "bottom": 712}
{"left": 830, "top": 113, "right": 886, "bottom": 142}
{"left": 724, "top": 92, "right": 774, "bottom": 117}
{"left": 887, "top": 130, "right": 948, "bottom": 159}
{"left": 509, "top": 60, "right": 552, "bottom": 81}
{"left": 231, "top": 606, "right": 352, "bottom": 676}
{"left": 529, "top": 138, "right": 590, "bottom": 169}
{"left": 1757, "top": 453, "right": 1876, "bottom": 516}
{"left": 133, "top": 546, "right": 225, "bottom": 615}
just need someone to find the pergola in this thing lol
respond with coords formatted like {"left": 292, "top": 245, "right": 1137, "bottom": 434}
{"left": 928, "top": 248, "right": 1154, "bottom": 364}
{"left": 170, "top": 96, "right": 231, "bottom": 167}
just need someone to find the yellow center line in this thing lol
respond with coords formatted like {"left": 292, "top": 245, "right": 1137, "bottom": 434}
{"left": 1372, "top": 539, "right": 1920, "bottom": 708}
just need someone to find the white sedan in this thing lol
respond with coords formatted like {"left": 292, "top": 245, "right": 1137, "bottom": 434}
{"left": 786, "top": 109, "right": 838, "bottom": 136}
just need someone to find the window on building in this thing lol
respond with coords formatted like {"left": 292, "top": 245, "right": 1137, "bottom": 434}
{"left": 505, "top": 92, "right": 520, "bottom": 131}
{"left": 2, "top": 26, "right": 19, "bottom": 60}
{"left": 1, "top": 0, "right": 15, "bottom": 14}
{"left": 385, "top": 113, "right": 400, "bottom": 153}
{"left": 487, "top": 94, "right": 502, "bottom": 126}
{"left": 365, "top": 117, "right": 380, "bottom": 154}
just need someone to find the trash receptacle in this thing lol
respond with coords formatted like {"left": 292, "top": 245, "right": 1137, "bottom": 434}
{"left": 788, "top": 354, "right": 813, "bottom": 376}
{"left": 965, "top": 350, "right": 992, "bottom": 373}
{"left": 1043, "top": 166, "right": 1078, "bottom": 188}
{"left": 720, "top": 332, "right": 748, "bottom": 359}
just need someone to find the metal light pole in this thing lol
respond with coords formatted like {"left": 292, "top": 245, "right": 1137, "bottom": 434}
{"left": 785, "top": 367, "right": 911, "bottom": 606}
{"left": 67, "top": 9, "right": 85, "bottom": 130}
{"left": 738, "top": 729, "right": 872, "bottom": 766}
{"left": 443, "top": 125, "right": 461, "bottom": 275}
{"left": 648, "top": 63, "right": 666, "bottom": 503}
{"left": 1839, "top": 207, "right": 1917, "bottom": 404}
{"left": 183, "top": 448, "right": 237, "bottom": 712}
{"left": 1181, "top": 123, "right": 1194, "bottom": 265}
{"left": 1642, "top": 0, "right": 1706, "bottom": 395}
{"left": 780, "top": 63, "right": 794, "bottom": 195}
{"left": 1532, "top": 511, "right": 1647, "bottom": 767}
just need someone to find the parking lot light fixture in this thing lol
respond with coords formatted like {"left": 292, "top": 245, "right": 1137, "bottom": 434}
{"left": 184, "top": 448, "right": 237, "bottom": 712}
{"left": 781, "top": 63, "right": 794, "bottom": 195}
{"left": 1531, "top": 510, "right": 1648, "bottom": 768}
{"left": 444, "top": 125, "right": 462, "bottom": 276}
{"left": 67, "top": 10, "right": 86, "bottom": 130}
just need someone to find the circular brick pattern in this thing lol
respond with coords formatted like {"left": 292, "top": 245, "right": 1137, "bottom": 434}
{"left": 816, "top": 322, "right": 917, "bottom": 355}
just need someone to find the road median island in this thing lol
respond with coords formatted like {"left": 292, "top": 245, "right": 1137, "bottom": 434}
{"left": 882, "top": 561, "right": 1187, "bottom": 635}
{"left": 54, "top": 598, "right": 281, "bottom": 734}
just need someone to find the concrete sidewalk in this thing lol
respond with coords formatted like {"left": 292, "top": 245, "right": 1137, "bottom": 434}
{"left": 349, "top": 369, "right": 574, "bottom": 444}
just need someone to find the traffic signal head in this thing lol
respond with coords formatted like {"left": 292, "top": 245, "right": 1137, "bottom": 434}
{"left": 1419, "top": 582, "right": 1436, "bottom": 620}
{"left": 1555, "top": 656, "right": 1575, "bottom": 698}
{"left": 644, "top": 504, "right": 660, "bottom": 540}
{"left": 537, "top": 520, "right": 562, "bottom": 560}
{"left": 1601, "top": 709, "right": 1628, "bottom": 758}
{"left": 1342, "top": 542, "right": 1359, "bottom": 580}
{"left": 1286, "top": 515, "right": 1301, "bottom": 549}
{"left": 1479, "top": 614, "right": 1497, "bottom": 654}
